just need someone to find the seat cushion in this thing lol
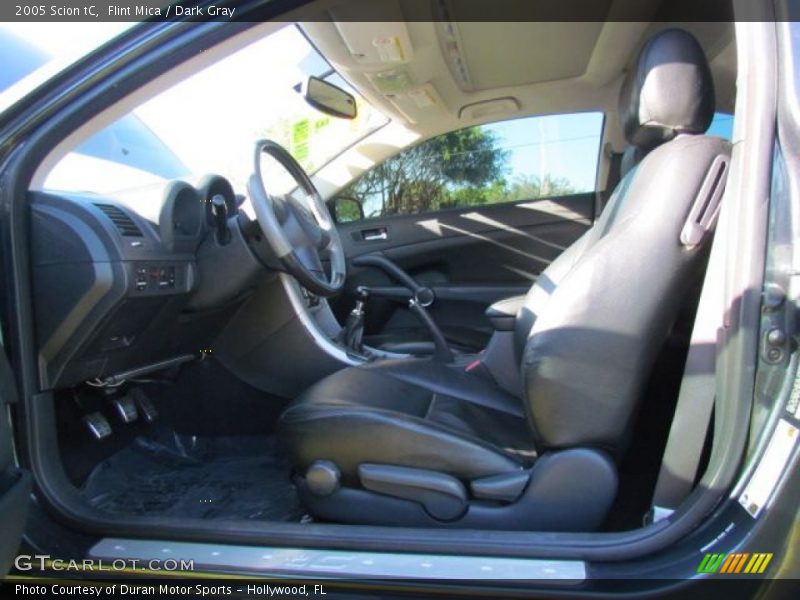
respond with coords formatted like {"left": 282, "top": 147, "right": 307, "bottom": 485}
{"left": 278, "top": 359, "right": 535, "bottom": 485}
{"left": 364, "top": 324, "right": 489, "bottom": 356}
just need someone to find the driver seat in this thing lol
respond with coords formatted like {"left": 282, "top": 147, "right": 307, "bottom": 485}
{"left": 278, "top": 29, "right": 730, "bottom": 530}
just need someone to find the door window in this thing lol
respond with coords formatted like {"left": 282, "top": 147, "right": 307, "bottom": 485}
{"left": 334, "top": 112, "right": 604, "bottom": 223}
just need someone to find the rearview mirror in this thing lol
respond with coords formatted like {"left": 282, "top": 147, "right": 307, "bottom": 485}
{"left": 302, "top": 76, "right": 358, "bottom": 120}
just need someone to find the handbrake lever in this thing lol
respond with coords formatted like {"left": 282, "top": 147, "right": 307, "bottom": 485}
{"left": 405, "top": 297, "right": 454, "bottom": 363}
{"left": 351, "top": 253, "right": 435, "bottom": 307}
{"left": 351, "top": 254, "right": 453, "bottom": 363}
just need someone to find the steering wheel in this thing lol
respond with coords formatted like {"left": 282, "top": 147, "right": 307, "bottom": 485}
{"left": 248, "top": 139, "right": 346, "bottom": 296}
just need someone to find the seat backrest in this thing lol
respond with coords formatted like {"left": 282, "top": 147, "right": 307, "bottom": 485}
{"left": 515, "top": 29, "right": 731, "bottom": 458}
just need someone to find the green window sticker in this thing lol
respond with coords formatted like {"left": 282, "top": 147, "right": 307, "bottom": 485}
{"left": 292, "top": 119, "right": 310, "bottom": 163}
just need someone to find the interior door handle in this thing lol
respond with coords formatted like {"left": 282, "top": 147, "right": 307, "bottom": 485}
{"left": 361, "top": 227, "right": 388, "bottom": 241}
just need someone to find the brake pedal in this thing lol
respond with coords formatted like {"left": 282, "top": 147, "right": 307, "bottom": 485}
{"left": 131, "top": 388, "right": 158, "bottom": 423}
{"left": 112, "top": 395, "right": 138, "bottom": 424}
{"left": 83, "top": 412, "right": 112, "bottom": 440}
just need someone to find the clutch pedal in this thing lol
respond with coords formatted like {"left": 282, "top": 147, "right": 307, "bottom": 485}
{"left": 83, "top": 412, "right": 112, "bottom": 440}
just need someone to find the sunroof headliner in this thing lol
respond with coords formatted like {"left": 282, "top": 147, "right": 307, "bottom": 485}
{"left": 440, "top": 21, "right": 606, "bottom": 91}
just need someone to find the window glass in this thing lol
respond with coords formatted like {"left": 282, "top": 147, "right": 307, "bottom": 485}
{"left": 43, "top": 25, "right": 388, "bottom": 200}
{"left": 72, "top": 114, "right": 190, "bottom": 180}
{"left": 0, "top": 23, "right": 134, "bottom": 114}
{"left": 336, "top": 112, "right": 604, "bottom": 222}
{"left": 707, "top": 112, "right": 734, "bottom": 140}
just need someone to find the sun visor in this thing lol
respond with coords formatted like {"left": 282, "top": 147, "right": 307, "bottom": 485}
{"left": 386, "top": 83, "right": 448, "bottom": 124}
{"left": 331, "top": 1, "right": 413, "bottom": 66}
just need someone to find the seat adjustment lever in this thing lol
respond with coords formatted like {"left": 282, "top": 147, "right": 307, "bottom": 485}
{"left": 470, "top": 471, "right": 530, "bottom": 503}
{"left": 358, "top": 463, "right": 467, "bottom": 521}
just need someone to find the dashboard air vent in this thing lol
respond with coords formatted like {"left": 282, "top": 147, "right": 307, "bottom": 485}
{"left": 94, "top": 203, "right": 143, "bottom": 237}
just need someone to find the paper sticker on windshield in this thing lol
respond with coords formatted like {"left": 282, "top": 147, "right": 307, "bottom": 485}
{"left": 314, "top": 118, "right": 330, "bottom": 133}
{"left": 292, "top": 119, "right": 310, "bottom": 164}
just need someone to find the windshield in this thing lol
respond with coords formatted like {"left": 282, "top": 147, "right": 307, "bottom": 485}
{"left": 44, "top": 25, "right": 388, "bottom": 198}
{"left": 0, "top": 23, "right": 134, "bottom": 112}
{"left": 0, "top": 28, "right": 51, "bottom": 91}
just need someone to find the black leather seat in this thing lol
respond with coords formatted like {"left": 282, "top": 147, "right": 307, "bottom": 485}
{"left": 279, "top": 29, "right": 731, "bottom": 531}
{"left": 281, "top": 359, "right": 537, "bottom": 481}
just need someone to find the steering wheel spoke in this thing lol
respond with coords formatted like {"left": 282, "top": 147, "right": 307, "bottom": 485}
{"left": 250, "top": 140, "right": 346, "bottom": 296}
{"left": 294, "top": 245, "right": 326, "bottom": 279}
{"left": 270, "top": 193, "right": 292, "bottom": 225}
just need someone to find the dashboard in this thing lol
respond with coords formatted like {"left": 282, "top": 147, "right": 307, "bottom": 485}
{"left": 30, "top": 175, "right": 257, "bottom": 391}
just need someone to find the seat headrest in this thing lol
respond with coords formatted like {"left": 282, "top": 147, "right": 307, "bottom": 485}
{"left": 618, "top": 28, "right": 715, "bottom": 151}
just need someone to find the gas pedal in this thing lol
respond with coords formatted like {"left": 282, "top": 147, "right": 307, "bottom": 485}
{"left": 131, "top": 388, "right": 158, "bottom": 423}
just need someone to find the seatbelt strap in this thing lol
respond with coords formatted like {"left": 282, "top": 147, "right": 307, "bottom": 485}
{"left": 606, "top": 148, "right": 624, "bottom": 194}
{"left": 597, "top": 144, "right": 623, "bottom": 218}
{"left": 650, "top": 196, "right": 728, "bottom": 521}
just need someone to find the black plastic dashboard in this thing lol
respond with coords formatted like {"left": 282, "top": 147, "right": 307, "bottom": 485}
{"left": 29, "top": 175, "right": 243, "bottom": 391}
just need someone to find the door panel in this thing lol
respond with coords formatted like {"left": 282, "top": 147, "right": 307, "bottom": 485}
{"left": 332, "top": 193, "right": 594, "bottom": 349}
{"left": 0, "top": 345, "right": 30, "bottom": 576}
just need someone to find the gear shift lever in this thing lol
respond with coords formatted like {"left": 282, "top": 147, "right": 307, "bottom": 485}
{"left": 339, "top": 285, "right": 370, "bottom": 354}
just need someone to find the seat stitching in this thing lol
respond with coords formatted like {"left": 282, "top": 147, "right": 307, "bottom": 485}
{"left": 377, "top": 368, "right": 526, "bottom": 418}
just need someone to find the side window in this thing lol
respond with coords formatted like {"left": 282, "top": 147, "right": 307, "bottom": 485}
{"left": 333, "top": 112, "right": 604, "bottom": 223}
{"left": 707, "top": 112, "right": 734, "bottom": 141}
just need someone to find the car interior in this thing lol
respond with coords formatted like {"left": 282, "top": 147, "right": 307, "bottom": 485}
{"left": 21, "top": 6, "right": 740, "bottom": 536}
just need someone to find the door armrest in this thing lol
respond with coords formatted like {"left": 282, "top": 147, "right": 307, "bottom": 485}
{"left": 485, "top": 295, "right": 527, "bottom": 331}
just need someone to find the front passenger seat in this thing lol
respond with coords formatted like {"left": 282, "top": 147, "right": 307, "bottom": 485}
{"left": 278, "top": 29, "right": 731, "bottom": 531}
